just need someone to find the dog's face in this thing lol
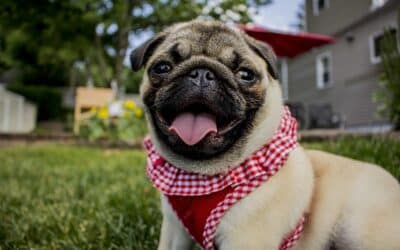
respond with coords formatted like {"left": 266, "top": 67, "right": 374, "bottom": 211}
{"left": 131, "top": 21, "right": 283, "bottom": 175}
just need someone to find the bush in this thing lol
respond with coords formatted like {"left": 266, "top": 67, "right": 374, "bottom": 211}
{"left": 374, "top": 23, "right": 400, "bottom": 130}
{"left": 79, "top": 100, "right": 147, "bottom": 141}
{"left": 7, "top": 84, "right": 63, "bottom": 121}
{"left": 122, "top": 69, "right": 144, "bottom": 94}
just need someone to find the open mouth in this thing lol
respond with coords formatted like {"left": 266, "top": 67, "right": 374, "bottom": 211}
{"left": 155, "top": 102, "right": 242, "bottom": 146}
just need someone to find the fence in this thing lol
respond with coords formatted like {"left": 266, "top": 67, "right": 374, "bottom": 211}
{"left": 0, "top": 86, "right": 37, "bottom": 133}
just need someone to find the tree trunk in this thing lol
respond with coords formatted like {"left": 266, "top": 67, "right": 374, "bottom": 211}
{"left": 113, "top": 0, "right": 134, "bottom": 87}
{"left": 95, "top": 34, "right": 110, "bottom": 84}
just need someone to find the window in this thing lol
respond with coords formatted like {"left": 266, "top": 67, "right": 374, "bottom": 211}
{"left": 371, "top": 0, "right": 387, "bottom": 10}
{"left": 277, "top": 59, "right": 289, "bottom": 100}
{"left": 369, "top": 28, "right": 398, "bottom": 64}
{"left": 313, "top": 0, "right": 329, "bottom": 16}
{"left": 316, "top": 52, "right": 332, "bottom": 89}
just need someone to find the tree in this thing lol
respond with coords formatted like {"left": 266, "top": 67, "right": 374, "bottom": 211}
{"left": 0, "top": 0, "right": 98, "bottom": 86}
{"left": 374, "top": 12, "right": 400, "bottom": 130}
{"left": 290, "top": 2, "right": 306, "bottom": 31}
{"left": 0, "top": 0, "right": 272, "bottom": 89}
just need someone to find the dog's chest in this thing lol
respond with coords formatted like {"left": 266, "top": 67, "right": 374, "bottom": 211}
{"left": 214, "top": 173, "right": 306, "bottom": 250}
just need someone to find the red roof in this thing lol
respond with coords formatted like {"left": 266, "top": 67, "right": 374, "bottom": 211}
{"left": 238, "top": 24, "right": 335, "bottom": 58}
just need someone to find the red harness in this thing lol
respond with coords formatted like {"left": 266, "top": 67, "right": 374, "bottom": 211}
{"left": 145, "top": 107, "right": 304, "bottom": 250}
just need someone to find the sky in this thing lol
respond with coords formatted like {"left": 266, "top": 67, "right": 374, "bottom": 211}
{"left": 253, "top": 0, "right": 304, "bottom": 31}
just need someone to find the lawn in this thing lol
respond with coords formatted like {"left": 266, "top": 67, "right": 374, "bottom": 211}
{"left": 0, "top": 136, "right": 399, "bottom": 249}
{"left": 0, "top": 146, "right": 160, "bottom": 250}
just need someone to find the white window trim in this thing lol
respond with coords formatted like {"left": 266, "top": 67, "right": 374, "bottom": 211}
{"left": 369, "top": 25, "right": 398, "bottom": 64}
{"left": 313, "top": 0, "right": 329, "bottom": 16}
{"left": 316, "top": 51, "right": 333, "bottom": 89}
{"left": 280, "top": 58, "right": 289, "bottom": 100}
{"left": 369, "top": 31, "right": 383, "bottom": 64}
{"left": 370, "top": 0, "right": 386, "bottom": 11}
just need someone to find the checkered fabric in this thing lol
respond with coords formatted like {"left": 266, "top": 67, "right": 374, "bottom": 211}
{"left": 144, "top": 107, "right": 304, "bottom": 250}
{"left": 279, "top": 216, "right": 306, "bottom": 250}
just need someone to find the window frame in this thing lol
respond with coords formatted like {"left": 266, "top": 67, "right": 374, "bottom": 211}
{"left": 313, "top": 0, "right": 329, "bottom": 16}
{"left": 316, "top": 51, "right": 333, "bottom": 89}
{"left": 369, "top": 25, "right": 398, "bottom": 64}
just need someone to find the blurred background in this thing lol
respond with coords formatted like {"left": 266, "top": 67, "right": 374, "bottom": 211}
{"left": 0, "top": 1, "right": 399, "bottom": 249}
{"left": 1, "top": 0, "right": 398, "bottom": 140}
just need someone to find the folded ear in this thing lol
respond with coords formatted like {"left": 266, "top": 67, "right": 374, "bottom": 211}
{"left": 130, "top": 33, "right": 166, "bottom": 71}
{"left": 244, "top": 35, "right": 279, "bottom": 79}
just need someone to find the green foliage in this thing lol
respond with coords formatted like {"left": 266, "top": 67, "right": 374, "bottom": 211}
{"left": 123, "top": 69, "right": 144, "bottom": 94}
{"left": 0, "top": 136, "right": 398, "bottom": 249}
{"left": 374, "top": 24, "right": 400, "bottom": 130}
{"left": 202, "top": 0, "right": 270, "bottom": 23}
{"left": 79, "top": 101, "right": 147, "bottom": 141}
{"left": 6, "top": 84, "right": 63, "bottom": 121}
{"left": 0, "top": 0, "right": 98, "bottom": 86}
{"left": 0, "top": 0, "right": 271, "bottom": 90}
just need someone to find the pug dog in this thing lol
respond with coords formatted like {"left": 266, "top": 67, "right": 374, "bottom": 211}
{"left": 131, "top": 20, "right": 400, "bottom": 250}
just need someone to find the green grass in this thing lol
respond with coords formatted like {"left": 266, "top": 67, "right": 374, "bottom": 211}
{"left": 0, "top": 136, "right": 399, "bottom": 249}
{"left": 0, "top": 146, "right": 160, "bottom": 249}
{"left": 304, "top": 136, "right": 400, "bottom": 180}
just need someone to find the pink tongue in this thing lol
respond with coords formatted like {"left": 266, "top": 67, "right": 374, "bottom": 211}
{"left": 169, "top": 113, "right": 217, "bottom": 146}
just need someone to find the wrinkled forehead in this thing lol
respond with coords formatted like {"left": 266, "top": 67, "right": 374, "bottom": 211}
{"left": 161, "top": 22, "right": 249, "bottom": 56}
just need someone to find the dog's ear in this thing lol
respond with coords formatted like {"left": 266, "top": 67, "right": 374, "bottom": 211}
{"left": 244, "top": 35, "right": 279, "bottom": 79}
{"left": 130, "top": 33, "right": 166, "bottom": 71}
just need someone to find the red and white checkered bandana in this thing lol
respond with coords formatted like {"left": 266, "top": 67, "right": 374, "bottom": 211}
{"left": 145, "top": 107, "right": 304, "bottom": 250}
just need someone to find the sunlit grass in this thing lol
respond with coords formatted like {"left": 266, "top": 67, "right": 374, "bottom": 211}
{"left": 0, "top": 136, "right": 399, "bottom": 249}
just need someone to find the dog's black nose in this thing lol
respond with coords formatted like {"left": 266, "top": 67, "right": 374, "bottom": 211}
{"left": 188, "top": 68, "right": 216, "bottom": 87}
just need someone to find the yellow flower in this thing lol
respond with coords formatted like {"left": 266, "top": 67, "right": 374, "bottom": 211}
{"left": 134, "top": 108, "right": 143, "bottom": 118}
{"left": 123, "top": 111, "right": 131, "bottom": 118}
{"left": 97, "top": 107, "right": 109, "bottom": 119}
{"left": 124, "top": 100, "right": 136, "bottom": 110}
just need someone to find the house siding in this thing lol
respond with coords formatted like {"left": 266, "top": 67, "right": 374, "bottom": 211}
{"left": 306, "top": 0, "right": 372, "bottom": 35}
{"left": 288, "top": 7, "right": 398, "bottom": 127}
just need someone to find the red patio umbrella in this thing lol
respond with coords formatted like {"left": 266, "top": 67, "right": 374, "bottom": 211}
{"left": 238, "top": 24, "right": 335, "bottom": 58}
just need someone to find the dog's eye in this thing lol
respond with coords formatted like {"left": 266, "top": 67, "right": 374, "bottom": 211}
{"left": 152, "top": 61, "right": 172, "bottom": 75}
{"left": 237, "top": 68, "right": 256, "bottom": 84}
